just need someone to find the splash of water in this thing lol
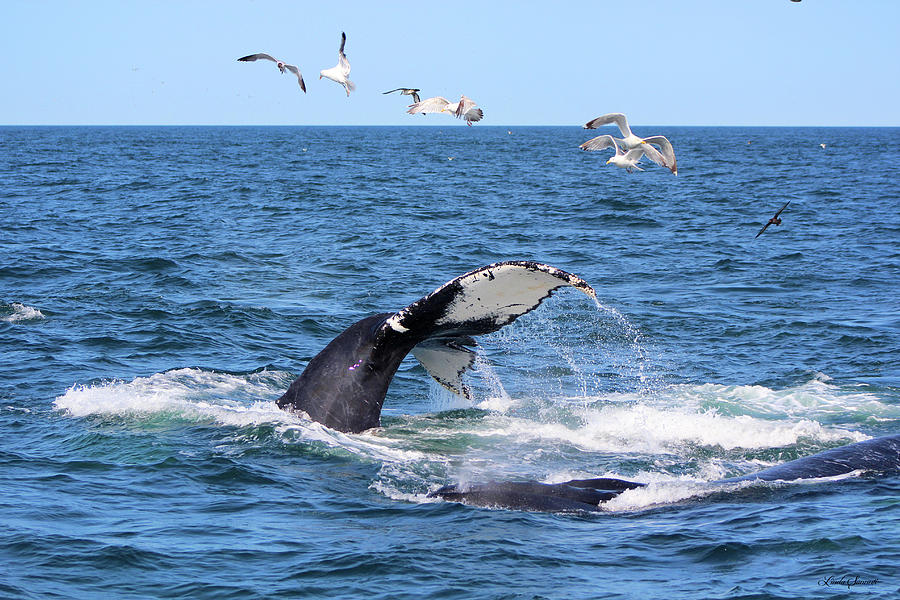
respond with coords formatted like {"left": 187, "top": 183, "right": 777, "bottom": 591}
{"left": 2, "top": 302, "right": 45, "bottom": 323}
{"left": 458, "top": 289, "right": 659, "bottom": 413}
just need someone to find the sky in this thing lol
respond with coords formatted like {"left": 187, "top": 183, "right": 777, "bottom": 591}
{"left": 3, "top": 0, "right": 899, "bottom": 126}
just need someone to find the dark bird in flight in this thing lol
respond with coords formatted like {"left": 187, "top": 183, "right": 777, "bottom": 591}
{"left": 756, "top": 201, "right": 791, "bottom": 238}
{"left": 383, "top": 88, "right": 421, "bottom": 103}
{"left": 237, "top": 53, "right": 306, "bottom": 92}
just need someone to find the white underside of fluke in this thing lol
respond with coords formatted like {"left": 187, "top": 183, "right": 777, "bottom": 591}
{"left": 384, "top": 262, "right": 597, "bottom": 397}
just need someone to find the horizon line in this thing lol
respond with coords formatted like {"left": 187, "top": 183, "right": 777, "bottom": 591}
{"left": 3, "top": 123, "right": 898, "bottom": 128}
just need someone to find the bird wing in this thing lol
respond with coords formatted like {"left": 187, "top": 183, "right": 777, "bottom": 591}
{"left": 638, "top": 142, "right": 667, "bottom": 168}
{"left": 407, "top": 96, "right": 450, "bottom": 114}
{"left": 774, "top": 200, "right": 791, "bottom": 218}
{"left": 755, "top": 223, "right": 770, "bottom": 238}
{"left": 238, "top": 53, "right": 279, "bottom": 63}
{"left": 622, "top": 147, "right": 646, "bottom": 164}
{"left": 579, "top": 134, "right": 618, "bottom": 152}
{"left": 383, "top": 88, "right": 404, "bottom": 94}
{"left": 455, "top": 95, "right": 478, "bottom": 119}
{"left": 283, "top": 64, "right": 306, "bottom": 92}
{"left": 463, "top": 108, "right": 484, "bottom": 123}
{"left": 642, "top": 135, "right": 677, "bottom": 175}
{"left": 333, "top": 32, "right": 350, "bottom": 75}
{"left": 583, "top": 112, "right": 631, "bottom": 137}
{"left": 411, "top": 91, "right": 421, "bottom": 103}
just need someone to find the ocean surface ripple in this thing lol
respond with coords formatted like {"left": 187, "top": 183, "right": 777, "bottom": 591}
{"left": 1, "top": 126, "right": 899, "bottom": 599}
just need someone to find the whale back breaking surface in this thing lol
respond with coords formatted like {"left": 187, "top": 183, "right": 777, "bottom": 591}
{"left": 724, "top": 433, "right": 900, "bottom": 483}
{"left": 277, "top": 262, "right": 597, "bottom": 433}
{"left": 428, "top": 477, "right": 646, "bottom": 512}
{"left": 430, "top": 435, "right": 900, "bottom": 512}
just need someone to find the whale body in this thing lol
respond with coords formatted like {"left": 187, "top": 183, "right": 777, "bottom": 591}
{"left": 428, "top": 434, "right": 900, "bottom": 512}
{"left": 276, "top": 261, "right": 596, "bottom": 433}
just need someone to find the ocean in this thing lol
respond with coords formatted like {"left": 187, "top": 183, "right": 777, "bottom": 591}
{"left": 1, "top": 125, "right": 898, "bottom": 599}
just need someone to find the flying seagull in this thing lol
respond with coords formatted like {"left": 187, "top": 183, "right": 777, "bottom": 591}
{"left": 454, "top": 95, "right": 483, "bottom": 125}
{"left": 756, "top": 201, "right": 791, "bottom": 238}
{"left": 583, "top": 112, "right": 677, "bottom": 175}
{"left": 320, "top": 32, "right": 355, "bottom": 96}
{"left": 237, "top": 53, "right": 306, "bottom": 92}
{"left": 579, "top": 134, "right": 667, "bottom": 173}
{"left": 407, "top": 95, "right": 484, "bottom": 126}
{"left": 384, "top": 88, "right": 421, "bottom": 103}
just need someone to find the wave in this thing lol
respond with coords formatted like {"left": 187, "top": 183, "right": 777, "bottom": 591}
{"left": 53, "top": 368, "right": 286, "bottom": 424}
{"left": 2, "top": 302, "right": 45, "bottom": 323}
{"left": 52, "top": 365, "right": 896, "bottom": 511}
{"left": 53, "top": 368, "right": 426, "bottom": 464}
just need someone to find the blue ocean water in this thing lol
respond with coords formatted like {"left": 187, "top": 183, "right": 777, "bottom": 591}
{"left": 1, "top": 125, "right": 899, "bottom": 599}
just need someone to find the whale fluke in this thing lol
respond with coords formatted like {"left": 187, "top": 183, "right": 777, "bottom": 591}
{"left": 276, "top": 261, "right": 596, "bottom": 433}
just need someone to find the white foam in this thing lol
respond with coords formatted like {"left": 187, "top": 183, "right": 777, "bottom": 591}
{"left": 54, "top": 368, "right": 285, "bottom": 425}
{"left": 50, "top": 360, "right": 892, "bottom": 510}
{"left": 277, "top": 421, "right": 427, "bottom": 463}
{"left": 369, "top": 479, "right": 443, "bottom": 504}
{"left": 601, "top": 468, "right": 874, "bottom": 513}
{"left": 574, "top": 402, "right": 865, "bottom": 451}
{"left": 602, "top": 478, "right": 734, "bottom": 512}
{"left": 440, "top": 400, "right": 864, "bottom": 455}
{"left": 674, "top": 379, "right": 900, "bottom": 422}
{"left": 475, "top": 395, "right": 519, "bottom": 413}
{"left": 54, "top": 368, "right": 427, "bottom": 464}
{"left": 3, "top": 302, "right": 45, "bottom": 322}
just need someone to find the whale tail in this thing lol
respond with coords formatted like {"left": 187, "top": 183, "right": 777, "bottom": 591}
{"left": 276, "top": 261, "right": 596, "bottom": 433}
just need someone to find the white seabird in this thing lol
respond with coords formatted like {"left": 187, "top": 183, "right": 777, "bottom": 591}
{"left": 384, "top": 88, "right": 421, "bottom": 103}
{"left": 583, "top": 112, "right": 677, "bottom": 175}
{"left": 406, "top": 95, "right": 484, "bottom": 126}
{"left": 237, "top": 53, "right": 306, "bottom": 92}
{"left": 579, "top": 134, "right": 667, "bottom": 173}
{"left": 319, "top": 32, "right": 355, "bottom": 96}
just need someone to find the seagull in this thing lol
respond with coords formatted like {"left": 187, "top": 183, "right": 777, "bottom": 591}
{"left": 579, "top": 134, "right": 667, "bottom": 173}
{"left": 454, "top": 95, "right": 483, "bottom": 125}
{"left": 384, "top": 88, "right": 421, "bottom": 103}
{"left": 820, "top": 143, "right": 827, "bottom": 149}
{"left": 755, "top": 201, "right": 791, "bottom": 238}
{"left": 407, "top": 95, "right": 484, "bottom": 126}
{"left": 583, "top": 112, "right": 677, "bottom": 175}
{"left": 236, "top": 53, "right": 306, "bottom": 92}
{"left": 320, "top": 32, "right": 355, "bottom": 96}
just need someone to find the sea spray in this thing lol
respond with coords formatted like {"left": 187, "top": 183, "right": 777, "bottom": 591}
{"left": 1, "top": 302, "right": 45, "bottom": 323}
{"left": 467, "top": 289, "right": 661, "bottom": 412}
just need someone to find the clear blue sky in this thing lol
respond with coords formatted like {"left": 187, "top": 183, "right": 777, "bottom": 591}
{"left": 3, "top": 0, "right": 899, "bottom": 126}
